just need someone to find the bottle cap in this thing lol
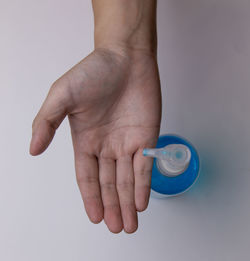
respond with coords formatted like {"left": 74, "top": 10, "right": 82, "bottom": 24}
{"left": 143, "top": 144, "right": 191, "bottom": 177}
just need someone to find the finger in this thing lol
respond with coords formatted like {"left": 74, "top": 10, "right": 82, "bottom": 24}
{"left": 75, "top": 153, "right": 104, "bottom": 224}
{"left": 99, "top": 158, "right": 123, "bottom": 233}
{"left": 133, "top": 148, "right": 154, "bottom": 212}
{"left": 116, "top": 155, "right": 138, "bottom": 233}
{"left": 30, "top": 83, "right": 69, "bottom": 156}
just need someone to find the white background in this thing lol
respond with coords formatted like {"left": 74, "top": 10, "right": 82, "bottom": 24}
{"left": 1, "top": 0, "right": 250, "bottom": 260}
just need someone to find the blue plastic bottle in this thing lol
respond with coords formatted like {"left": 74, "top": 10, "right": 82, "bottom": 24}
{"left": 143, "top": 134, "right": 200, "bottom": 198}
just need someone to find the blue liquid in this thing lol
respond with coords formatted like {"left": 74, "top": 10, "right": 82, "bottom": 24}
{"left": 151, "top": 134, "right": 200, "bottom": 196}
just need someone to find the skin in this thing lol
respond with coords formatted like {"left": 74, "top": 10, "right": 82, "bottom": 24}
{"left": 30, "top": 0, "right": 161, "bottom": 234}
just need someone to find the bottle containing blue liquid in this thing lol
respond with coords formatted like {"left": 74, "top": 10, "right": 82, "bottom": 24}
{"left": 143, "top": 134, "right": 200, "bottom": 198}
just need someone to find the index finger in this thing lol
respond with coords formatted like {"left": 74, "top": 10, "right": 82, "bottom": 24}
{"left": 133, "top": 148, "right": 154, "bottom": 212}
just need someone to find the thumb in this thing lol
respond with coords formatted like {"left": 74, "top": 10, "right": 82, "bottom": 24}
{"left": 30, "top": 82, "right": 70, "bottom": 156}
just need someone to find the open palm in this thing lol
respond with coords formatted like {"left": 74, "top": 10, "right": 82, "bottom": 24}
{"left": 30, "top": 48, "right": 161, "bottom": 233}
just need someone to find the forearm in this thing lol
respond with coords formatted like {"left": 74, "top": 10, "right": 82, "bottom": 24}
{"left": 92, "top": 0, "right": 157, "bottom": 55}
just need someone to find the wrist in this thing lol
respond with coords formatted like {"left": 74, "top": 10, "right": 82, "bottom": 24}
{"left": 92, "top": 0, "right": 157, "bottom": 56}
{"left": 94, "top": 31, "right": 157, "bottom": 56}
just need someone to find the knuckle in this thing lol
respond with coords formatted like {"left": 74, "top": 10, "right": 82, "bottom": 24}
{"left": 103, "top": 202, "right": 120, "bottom": 209}
{"left": 50, "top": 79, "right": 70, "bottom": 105}
{"left": 84, "top": 193, "right": 102, "bottom": 202}
{"left": 76, "top": 174, "right": 98, "bottom": 185}
{"left": 101, "top": 182, "right": 116, "bottom": 190}
{"left": 137, "top": 183, "right": 151, "bottom": 190}
{"left": 50, "top": 80, "right": 60, "bottom": 90}
{"left": 116, "top": 182, "right": 134, "bottom": 191}
{"left": 31, "top": 116, "right": 40, "bottom": 134}
{"left": 120, "top": 201, "right": 135, "bottom": 210}
{"left": 31, "top": 118, "right": 37, "bottom": 129}
{"left": 135, "top": 169, "right": 152, "bottom": 177}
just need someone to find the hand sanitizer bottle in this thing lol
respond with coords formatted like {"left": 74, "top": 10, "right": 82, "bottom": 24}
{"left": 143, "top": 134, "right": 200, "bottom": 198}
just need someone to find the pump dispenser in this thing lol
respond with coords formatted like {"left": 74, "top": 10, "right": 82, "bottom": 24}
{"left": 143, "top": 134, "right": 200, "bottom": 197}
{"left": 143, "top": 144, "right": 191, "bottom": 177}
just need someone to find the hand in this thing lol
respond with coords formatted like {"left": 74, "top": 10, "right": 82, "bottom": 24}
{"left": 30, "top": 47, "right": 161, "bottom": 233}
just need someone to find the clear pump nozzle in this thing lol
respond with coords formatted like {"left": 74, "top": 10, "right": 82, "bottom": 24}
{"left": 143, "top": 144, "right": 191, "bottom": 177}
